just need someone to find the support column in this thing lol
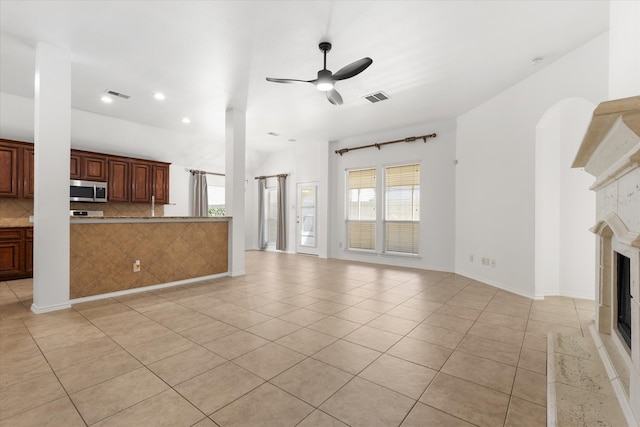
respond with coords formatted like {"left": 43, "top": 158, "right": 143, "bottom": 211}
{"left": 32, "top": 43, "right": 71, "bottom": 313}
{"left": 225, "top": 108, "right": 246, "bottom": 276}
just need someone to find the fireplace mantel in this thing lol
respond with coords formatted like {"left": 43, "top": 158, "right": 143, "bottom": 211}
{"left": 573, "top": 95, "right": 640, "bottom": 425}
{"left": 573, "top": 96, "right": 640, "bottom": 171}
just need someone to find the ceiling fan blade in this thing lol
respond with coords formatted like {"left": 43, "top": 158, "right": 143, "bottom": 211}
{"left": 266, "top": 77, "right": 314, "bottom": 84}
{"left": 326, "top": 89, "right": 343, "bottom": 106}
{"left": 333, "top": 57, "right": 373, "bottom": 81}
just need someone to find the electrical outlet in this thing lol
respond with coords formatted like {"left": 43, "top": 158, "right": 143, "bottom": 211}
{"left": 133, "top": 260, "right": 141, "bottom": 272}
{"left": 481, "top": 257, "right": 490, "bottom": 266}
{"left": 469, "top": 254, "right": 474, "bottom": 262}
{"left": 491, "top": 259, "right": 496, "bottom": 268}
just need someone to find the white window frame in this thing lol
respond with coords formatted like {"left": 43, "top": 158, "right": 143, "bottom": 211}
{"left": 345, "top": 168, "right": 377, "bottom": 251}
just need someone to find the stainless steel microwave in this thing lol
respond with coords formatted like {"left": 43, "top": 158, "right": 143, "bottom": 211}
{"left": 70, "top": 180, "right": 107, "bottom": 203}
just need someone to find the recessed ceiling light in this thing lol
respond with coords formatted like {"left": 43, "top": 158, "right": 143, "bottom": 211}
{"left": 531, "top": 57, "right": 544, "bottom": 66}
{"left": 268, "top": 132, "right": 279, "bottom": 137}
{"left": 182, "top": 117, "right": 191, "bottom": 124}
{"left": 154, "top": 92, "right": 166, "bottom": 101}
{"left": 288, "top": 139, "right": 296, "bottom": 142}
{"left": 100, "top": 95, "right": 113, "bottom": 104}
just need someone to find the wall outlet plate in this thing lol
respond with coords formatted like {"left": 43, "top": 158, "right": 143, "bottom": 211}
{"left": 133, "top": 260, "right": 141, "bottom": 272}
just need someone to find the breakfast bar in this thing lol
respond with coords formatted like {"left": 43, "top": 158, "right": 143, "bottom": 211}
{"left": 69, "top": 216, "right": 230, "bottom": 299}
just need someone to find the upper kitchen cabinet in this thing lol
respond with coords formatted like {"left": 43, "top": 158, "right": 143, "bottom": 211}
{"left": 152, "top": 163, "right": 170, "bottom": 204}
{"left": 71, "top": 150, "right": 108, "bottom": 182}
{"left": 130, "top": 161, "right": 170, "bottom": 204}
{"left": 0, "top": 139, "right": 33, "bottom": 198}
{"left": 0, "top": 139, "right": 171, "bottom": 203}
{"left": 131, "top": 161, "right": 152, "bottom": 203}
{"left": 0, "top": 141, "right": 20, "bottom": 197}
{"left": 108, "top": 158, "right": 130, "bottom": 202}
{"left": 22, "top": 146, "right": 34, "bottom": 199}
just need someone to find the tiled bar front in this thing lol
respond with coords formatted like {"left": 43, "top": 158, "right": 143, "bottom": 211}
{"left": 69, "top": 217, "right": 229, "bottom": 298}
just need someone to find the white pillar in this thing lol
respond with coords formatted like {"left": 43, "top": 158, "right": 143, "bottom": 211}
{"left": 609, "top": 0, "right": 640, "bottom": 99}
{"left": 225, "top": 108, "right": 246, "bottom": 276}
{"left": 32, "top": 43, "right": 71, "bottom": 313}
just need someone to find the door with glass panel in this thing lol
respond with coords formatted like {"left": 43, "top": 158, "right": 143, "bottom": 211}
{"left": 296, "top": 182, "right": 319, "bottom": 255}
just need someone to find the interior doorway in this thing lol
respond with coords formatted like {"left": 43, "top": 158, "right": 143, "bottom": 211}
{"left": 296, "top": 182, "right": 319, "bottom": 255}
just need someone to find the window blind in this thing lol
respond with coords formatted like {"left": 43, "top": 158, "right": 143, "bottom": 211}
{"left": 385, "top": 164, "right": 420, "bottom": 253}
{"left": 347, "top": 168, "right": 376, "bottom": 250}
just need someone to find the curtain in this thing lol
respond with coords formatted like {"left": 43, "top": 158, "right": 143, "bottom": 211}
{"left": 276, "top": 174, "right": 287, "bottom": 251}
{"left": 257, "top": 178, "right": 268, "bottom": 250}
{"left": 192, "top": 171, "right": 208, "bottom": 217}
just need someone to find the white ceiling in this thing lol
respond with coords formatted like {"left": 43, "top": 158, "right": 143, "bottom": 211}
{"left": 0, "top": 1, "right": 609, "bottom": 171}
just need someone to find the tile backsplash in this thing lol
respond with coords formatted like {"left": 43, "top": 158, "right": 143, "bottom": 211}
{"left": 0, "top": 199, "right": 164, "bottom": 227}
{"left": 71, "top": 202, "right": 164, "bottom": 217}
{"left": 0, "top": 199, "right": 34, "bottom": 227}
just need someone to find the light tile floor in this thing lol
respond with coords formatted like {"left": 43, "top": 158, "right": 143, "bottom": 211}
{"left": 0, "top": 251, "right": 595, "bottom": 426}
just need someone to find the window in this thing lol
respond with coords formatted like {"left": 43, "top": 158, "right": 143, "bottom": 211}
{"left": 385, "top": 164, "right": 420, "bottom": 254}
{"left": 347, "top": 168, "right": 376, "bottom": 250}
{"left": 208, "top": 185, "right": 226, "bottom": 217}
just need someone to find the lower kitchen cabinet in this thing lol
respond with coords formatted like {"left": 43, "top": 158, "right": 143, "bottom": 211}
{"left": 0, "top": 227, "right": 33, "bottom": 280}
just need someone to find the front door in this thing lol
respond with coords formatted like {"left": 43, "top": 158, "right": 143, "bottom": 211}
{"left": 296, "top": 182, "right": 319, "bottom": 255}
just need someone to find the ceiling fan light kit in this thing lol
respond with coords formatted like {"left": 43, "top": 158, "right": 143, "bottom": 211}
{"left": 266, "top": 42, "right": 372, "bottom": 105}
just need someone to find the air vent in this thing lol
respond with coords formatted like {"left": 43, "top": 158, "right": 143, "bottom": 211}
{"left": 363, "top": 91, "right": 389, "bottom": 104}
{"left": 105, "top": 90, "right": 130, "bottom": 100}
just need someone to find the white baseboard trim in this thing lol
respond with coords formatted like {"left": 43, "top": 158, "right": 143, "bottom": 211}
{"left": 70, "top": 272, "right": 229, "bottom": 305}
{"left": 535, "top": 290, "right": 596, "bottom": 300}
{"left": 453, "top": 270, "right": 536, "bottom": 299}
{"left": 31, "top": 302, "right": 72, "bottom": 314}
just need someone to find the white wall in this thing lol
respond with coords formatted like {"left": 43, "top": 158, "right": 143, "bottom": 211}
{"left": 535, "top": 98, "right": 596, "bottom": 299}
{"left": 328, "top": 119, "right": 456, "bottom": 272}
{"left": 245, "top": 140, "right": 329, "bottom": 257}
{"left": 163, "top": 164, "right": 190, "bottom": 216}
{"left": 456, "top": 33, "right": 608, "bottom": 298}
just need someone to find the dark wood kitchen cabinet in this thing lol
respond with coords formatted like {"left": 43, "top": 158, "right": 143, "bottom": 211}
{"left": 152, "top": 163, "right": 170, "bottom": 204}
{"left": 0, "top": 140, "right": 34, "bottom": 199}
{"left": 108, "top": 158, "right": 130, "bottom": 202}
{"left": 131, "top": 161, "right": 152, "bottom": 202}
{"left": 22, "top": 146, "right": 35, "bottom": 199}
{"left": 70, "top": 150, "right": 108, "bottom": 182}
{"left": 0, "top": 227, "right": 33, "bottom": 280}
{"left": 129, "top": 161, "right": 170, "bottom": 204}
{"left": 1, "top": 139, "right": 171, "bottom": 204}
{"left": 0, "top": 142, "right": 20, "bottom": 198}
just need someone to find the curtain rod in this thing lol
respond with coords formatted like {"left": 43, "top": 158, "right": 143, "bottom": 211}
{"left": 185, "top": 168, "right": 225, "bottom": 177}
{"left": 334, "top": 133, "right": 437, "bottom": 156}
{"left": 254, "top": 173, "right": 288, "bottom": 180}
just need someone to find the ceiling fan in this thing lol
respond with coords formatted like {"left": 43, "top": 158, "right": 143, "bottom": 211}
{"left": 266, "top": 42, "right": 373, "bottom": 106}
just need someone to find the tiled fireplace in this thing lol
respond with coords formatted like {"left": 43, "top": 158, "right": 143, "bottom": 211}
{"left": 573, "top": 95, "right": 640, "bottom": 424}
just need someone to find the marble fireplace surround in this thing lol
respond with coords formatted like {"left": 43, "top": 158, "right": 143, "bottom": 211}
{"left": 573, "top": 95, "right": 640, "bottom": 425}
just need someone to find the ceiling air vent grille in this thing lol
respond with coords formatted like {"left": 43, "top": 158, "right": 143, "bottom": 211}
{"left": 363, "top": 91, "right": 389, "bottom": 104}
{"left": 106, "top": 90, "right": 130, "bottom": 100}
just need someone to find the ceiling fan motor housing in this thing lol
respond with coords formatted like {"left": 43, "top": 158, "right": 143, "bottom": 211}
{"left": 319, "top": 42, "right": 332, "bottom": 52}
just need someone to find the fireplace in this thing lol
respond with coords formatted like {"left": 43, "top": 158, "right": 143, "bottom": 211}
{"left": 573, "top": 95, "right": 640, "bottom": 425}
{"left": 617, "top": 252, "right": 632, "bottom": 349}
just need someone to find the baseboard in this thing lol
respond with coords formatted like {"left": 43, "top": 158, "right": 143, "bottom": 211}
{"left": 31, "top": 302, "right": 72, "bottom": 314}
{"left": 453, "top": 270, "right": 536, "bottom": 299}
{"left": 536, "top": 290, "right": 596, "bottom": 300}
{"left": 69, "top": 272, "right": 229, "bottom": 305}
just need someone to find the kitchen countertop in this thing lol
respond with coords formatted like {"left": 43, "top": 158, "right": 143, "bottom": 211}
{"left": 70, "top": 216, "right": 231, "bottom": 224}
